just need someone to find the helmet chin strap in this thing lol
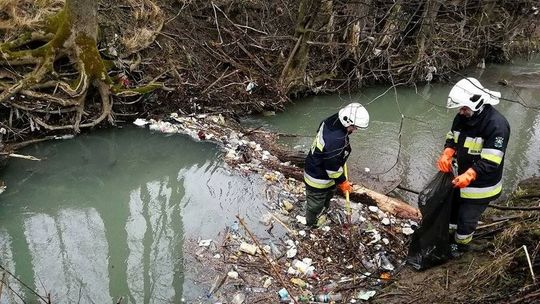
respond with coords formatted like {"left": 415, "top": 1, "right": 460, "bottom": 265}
{"left": 475, "top": 104, "right": 485, "bottom": 115}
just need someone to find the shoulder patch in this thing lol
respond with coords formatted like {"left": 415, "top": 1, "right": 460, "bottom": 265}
{"left": 494, "top": 136, "right": 504, "bottom": 148}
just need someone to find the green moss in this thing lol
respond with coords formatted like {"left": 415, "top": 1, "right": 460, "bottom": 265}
{"left": 75, "top": 34, "right": 109, "bottom": 82}
{"left": 112, "top": 83, "right": 163, "bottom": 95}
{"left": 49, "top": 9, "right": 72, "bottom": 50}
{"left": 44, "top": 9, "right": 66, "bottom": 35}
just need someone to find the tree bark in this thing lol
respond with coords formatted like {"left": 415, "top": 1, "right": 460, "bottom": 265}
{"left": 280, "top": 0, "right": 322, "bottom": 92}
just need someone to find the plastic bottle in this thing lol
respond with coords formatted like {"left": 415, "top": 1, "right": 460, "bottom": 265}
{"left": 239, "top": 242, "right": 258, "bottom": 255}
{"left": 269, "top": 240, "right": 282, "bottom": 258}
{"left": 290, "top": 278, "right": 307, "bottom": 288}
{"left": 322, "top": 281, "right": 338, "bottom": 293}
{"left": 246, "top": 287, "right": 267, "bottom": 293}
{"left": 377, "top": 252, "right": 395, "bottom": 271}
{"left": 361, "top": 258, "right": 376, "bottom": 272}
{"left": 278, "top": 288, "right": 290, "bottom": 302}
{"left": 313, "top": 293, "right": 343, "bottom": 302}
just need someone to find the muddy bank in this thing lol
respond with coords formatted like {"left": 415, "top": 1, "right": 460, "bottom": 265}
{"left": 375, "top": 177, "right": 540, "bottom": 304}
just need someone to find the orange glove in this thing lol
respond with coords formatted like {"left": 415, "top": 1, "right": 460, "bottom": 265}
{"left": 437, "top": 147, "right": 456, "bottom": 173}
{"left": 338, "top": 181, "right": 352, "bottom": 193}
{"left": 452, "top": 168, "right": 477, "bottom": 188}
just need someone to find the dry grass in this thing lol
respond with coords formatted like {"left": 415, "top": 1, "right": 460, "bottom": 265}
{"left": 123, "top": 28, "right": 160, "bottom": 55}
{"left": 0, "top": 0, "right": 62, "bottom": 33}
{"left": 494, "top": 222, "right": 523, "bottom": 249}
{"left": 121, "top": 0, "right": 164, "bottom": 55}
{"left": 470, "top": 249, "right": 516, "bottom": 287}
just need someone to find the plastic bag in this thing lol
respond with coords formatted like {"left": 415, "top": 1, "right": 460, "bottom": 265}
{"left": 407, "top": 172, "right": 455, "bottom": 270}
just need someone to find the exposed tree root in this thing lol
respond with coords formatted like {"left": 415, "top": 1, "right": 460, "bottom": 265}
{"left": 0, "top": 0, "right": 164, "bottom": 145}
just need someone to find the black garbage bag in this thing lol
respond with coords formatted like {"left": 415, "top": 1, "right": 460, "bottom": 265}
{"left": 407, "top": 172, "right": 455, "bottom": 270}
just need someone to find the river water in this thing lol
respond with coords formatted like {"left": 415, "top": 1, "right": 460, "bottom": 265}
{"left": 1, "top": 58, "right": 540, "bottom": 303}
{"left": 248, "top": 57, "right": 540, "bottom": 202}
{"left": 0, "top": 128, "right": 270, "bottom": 303}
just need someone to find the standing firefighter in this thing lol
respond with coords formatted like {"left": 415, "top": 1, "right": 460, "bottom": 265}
{"left": 437, "top": 77, "right": 510, "bottom": 256}
{"left": 304, "top": 103, "right": 369, "bottom": 227}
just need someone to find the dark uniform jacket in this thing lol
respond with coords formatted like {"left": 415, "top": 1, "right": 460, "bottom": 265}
{"left": 444, "top": 105, "right": 510, "bottom": 201}
{"left": 304, "top": 113, "right": 351, "bottom": 192}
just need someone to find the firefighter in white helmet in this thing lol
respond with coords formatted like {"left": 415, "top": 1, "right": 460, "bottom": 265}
{"left": 303, "top": 103, "right": 369, "bottom": 227}
{"left": 437, "top": 77, "right": 510, "bottom": 257}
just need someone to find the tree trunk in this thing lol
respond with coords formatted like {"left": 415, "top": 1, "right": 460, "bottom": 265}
{"left": 345, "top": 0, "right": 371, "bottom": 57}
{"left": 67, "top": 0, "right": 98, "bottom": 41}
{"left": 416, "top": 0, "right": 442, "bottom": 61}
{"left": 280, "top": 0, "right": 322, "bottom": 92}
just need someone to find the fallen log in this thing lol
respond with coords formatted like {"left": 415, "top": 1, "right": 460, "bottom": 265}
{"left": 262, "top": 159, "right": 421, "bottom": 221}
{"left": 245, "top": 129, "right": 421, "bottom": 220}
{"left": 167, "top": 115, "right": 422, "bottom": 221}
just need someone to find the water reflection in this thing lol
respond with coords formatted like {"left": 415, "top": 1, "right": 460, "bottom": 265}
{"left": 0, "top": 127, "right": 268, "bottom": 303}
{"left": 24, "top": 210, "right": 110, "bottom": 303}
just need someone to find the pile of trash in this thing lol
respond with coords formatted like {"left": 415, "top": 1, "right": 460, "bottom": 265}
{"left": 134, "top": 113, "right": 281, "bottom": 171}
{"left": 134, "top": 114, "right": 418, "bottom": 303}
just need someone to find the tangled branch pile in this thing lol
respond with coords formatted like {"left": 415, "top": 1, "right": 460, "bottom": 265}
{"left": 1, "top": 0, "right": 539, "bottom": 147}
{"left": 151, "top": 0, "right": 540, "bottom": 113}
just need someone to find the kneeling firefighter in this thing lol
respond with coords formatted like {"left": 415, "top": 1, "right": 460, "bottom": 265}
{"left": 437, "top": 77, "right": 510, "bottom": 256}
{"left": 303, "top": 103, "right": 369, "bottom": 227}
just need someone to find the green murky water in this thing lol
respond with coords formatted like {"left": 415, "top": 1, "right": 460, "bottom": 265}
{"left": 0, "top": 128, "right": 269, "bottom": 303}
{"left": 247, "top": 58, "right": 540, "bottom": 202}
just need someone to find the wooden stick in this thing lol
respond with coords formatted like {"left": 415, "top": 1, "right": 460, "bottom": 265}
{"left": 236, "top": 215, "right": 298, "bottom": 304}
{"left": 477, "top": 219, "right": 509, "bottom": 230}
{"left": 344, "top": 163, "right": 351, "bottom": 224}
{"left": 522, "top": 245, "right": 536, "bottom": 284}
{"left": 270, "top": 213, "right": 297, "bottom": 236}
{"left": 7, "top": 153, "right": 41, "bottom": 161}
{"left": 489, "top": 204, "right": 540, "bottom": 211}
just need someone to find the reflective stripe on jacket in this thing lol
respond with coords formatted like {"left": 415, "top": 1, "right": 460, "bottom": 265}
{"left": 304, "top": 113, "right": 350, "bottom": 190}
{"left": 444, "top": 105, "right": 510, "bottom": 200}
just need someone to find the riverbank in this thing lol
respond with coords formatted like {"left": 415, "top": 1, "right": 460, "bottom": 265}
{"left": 133, "top": 114, "right": 539, "bottom": 303}
{"left": 1, "top": 0, "right": 540, "bottom": 147}
{"left": 1, "top": 1, "right": 540, "bottom": 302}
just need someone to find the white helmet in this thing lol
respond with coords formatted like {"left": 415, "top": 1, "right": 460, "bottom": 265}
{"left": 447, "top": 77, "right": 501, "bottom": 111}
{"left": 338, "top": 103, "right": 369, "bottom": 128}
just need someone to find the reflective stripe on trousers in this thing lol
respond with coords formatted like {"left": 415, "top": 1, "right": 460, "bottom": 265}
{"left": 455, "top": 232, "right": 474, "bottom": 244}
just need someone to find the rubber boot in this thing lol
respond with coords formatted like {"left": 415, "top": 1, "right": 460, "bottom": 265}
{"left": 306, "top": 210, "right": 318, "bottom": 228}
{"left": 449, "top": 242, "right": 469, "bottom": 259}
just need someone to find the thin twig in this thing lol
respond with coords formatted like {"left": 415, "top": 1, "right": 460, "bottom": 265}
{"left": 236, "top": 215, "right": 298, "bottom": 304}
{"left": 211, "top": 2, "right": 223, "bottom": 44}
{"left": 0, "top": 272, "right": 4, "bottom": 302}
{"left": 0, "top": 264, "right": 49, "bottom": 303}
{"left": 522, "top": 245, "right": 536, "bottom": 284}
